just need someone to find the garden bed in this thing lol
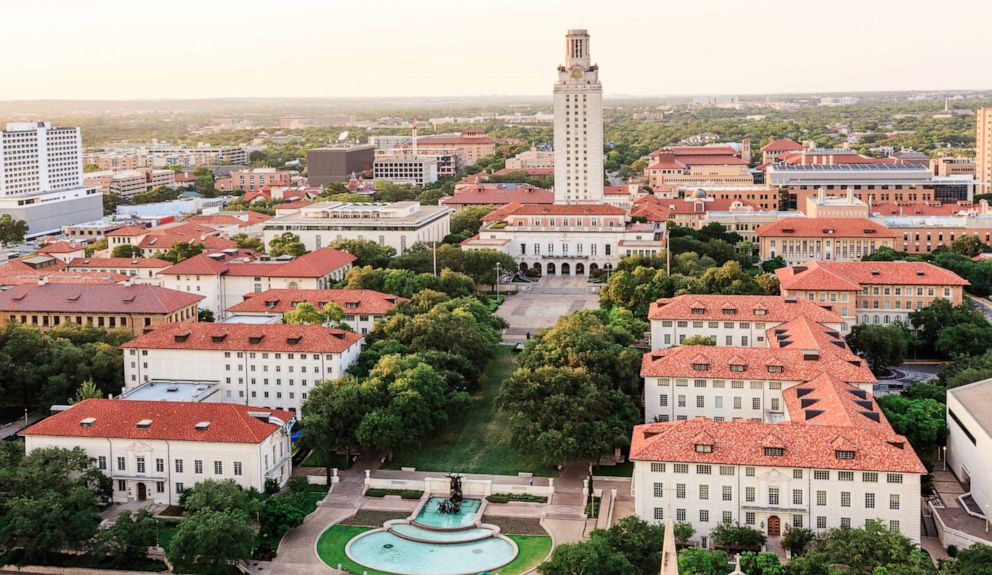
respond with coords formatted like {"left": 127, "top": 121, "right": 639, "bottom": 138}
{"left": 480, "top": 516, "right": 547, "bottom": 536}
{"left": 365, "top": 488, "right": 423, "bottom": 499}
{"left": 340, "top": 510, "right": 409, "bottom": 527}
{"left": 486, "top": 493, "right": 548, "bottom": 504}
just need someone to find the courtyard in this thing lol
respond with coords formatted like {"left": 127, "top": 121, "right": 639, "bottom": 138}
{"left": 497, "top": 276, "right": 600, "bottom": 344}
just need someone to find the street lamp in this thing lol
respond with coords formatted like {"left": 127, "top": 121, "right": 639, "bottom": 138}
{"left": 942, "top": 446, "right": 947, "bottom": 471}
{"left": 495, "top": 262, "right": 501, "bottom": 297}
{"left": 986, "top": 504, "right": 989, "bottom": 533}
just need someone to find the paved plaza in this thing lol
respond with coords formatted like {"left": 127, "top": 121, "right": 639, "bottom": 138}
{"left": 497, "top": 276, "right": 601, "bottom": 343}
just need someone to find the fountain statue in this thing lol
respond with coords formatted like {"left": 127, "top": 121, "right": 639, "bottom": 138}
{"left": 436, "top": 473, "right": 464, "bottom": 514}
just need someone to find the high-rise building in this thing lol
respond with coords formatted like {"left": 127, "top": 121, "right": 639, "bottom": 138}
{"left": 976, "top": 108, "right": 992, "bottom": 194}
{"left": 553, "top": 29, "right": 603, "bottom": 204}
{"left": 0, "top": 122, "right": 103, "bottom": 236}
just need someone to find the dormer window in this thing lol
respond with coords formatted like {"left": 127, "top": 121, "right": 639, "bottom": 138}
{"left": 835, "top": 450, "right": 855, "bottom": 460}
{"left": 722, "top": 308, "right": 737, "bottom": 315}
{"left": 691, "top": 308, "right": 705, "bottom": 315}
{"left": 767, "top": 365, "right": 784, "bottom": 373}
{"left": 764, "top": 447, "right": 784, "bottom": 457}
{"left": 692, "top": 363, "right": 709, "bottom": 372}
{"left": 695, "top": 444, "right": 713, "bottom": 453}
{"left": 754, "top": 308, "right": 767, "bottom": 316}
{"left": 730, "top": 363, "right": 746, "bottom": 372}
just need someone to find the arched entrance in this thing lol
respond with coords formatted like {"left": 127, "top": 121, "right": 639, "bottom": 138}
{"left": 561, "top": 263, "right": 571, "bottom": 275}
{"left": 575, "top": 263, "right": 585, "bottom": 275}
{"left": 136, "top": 482, "right": 147, "bottom": 501}
{"left": 767, "top": 515, "right": 780, "bottom": 537}
{"left": 590, "top": 263, "right": 599, "bottom": 274}
{"left": 519, "top": 262, "right": 528, "bottom": 272}
{"left": 532, "top": 262, "right": 542, "bottom": 275}
{"left": 546, "top": 262, "right": 556, "bottom": 275}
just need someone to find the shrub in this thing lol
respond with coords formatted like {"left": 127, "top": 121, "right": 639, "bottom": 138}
{"left": 485, "top": 493, "right": 548, "bottom": 504}
{"left": 947, "top": 544, "right": 959, "bottom": 557}
{"left": 400, "top": 490, "right": 423, "bottom": 499}
{"left": 711, "top": 521, "right": 766, "bottom": 551}
{"left": 365, "top": 488, "right": 387, "bottom": 498}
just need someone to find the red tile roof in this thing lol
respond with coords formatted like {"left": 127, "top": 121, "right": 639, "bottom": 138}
{"left": 0, "top": 259, "right": 66, "bottom": 275}
{"left": 159, "top": 248, "right": 355, "bottom": 278}
{"left": 481, "top": 202, "right": 526, "bottom": 222}
{"left": 505, "top": 204, "right": 626, "bottom": 216}
{"left": 441, "top": 184, "right": 554, "bottom": 206}
{"left": 38, "top": 241, "right": 85, "bottom": 254}
{"left": 633, "top": 198, "right": 762, "bottom": 221}
{"left": 641, "top": 344, "right": 874, "bottom": 386}
{"left": 105, "top": 225, "right": 149, "bottom": 237}
{"left": 187, "top": 212, "right": 273, "bottom": 227}
{"left": 649, "top": 294, "right": 842, "bottom": 324}
{"left": 0, "top": 283, "right": 203, "bottom": 314}
{"left": 67, "top": 257, "right": 172, "bottom": 269}
{"left": 228, "top": 289, "right": 408, "bottom": 316}
{"left": 776, "top": 261, "right": 969, "bottom": 289}
{"left": 0, "top": 272, "right": 127, "bottom": 287}
{"left": 121, "top": 322, "right": 362, "bottom": 353}
{"left": 493, "top": 167, "right": 554, "bottom": 176}
{"left": 782, "top": 373, "right": 893, "bottom": 432}
{"left": 409, "top": 135, "right": 497, "bottom": 145}
{"left": 21, "top": 399, "right": 292, "bottom": 444}
{"left": 760, "top": 139, "right": 805, "bottom": 153}
{"left": 756, "top": 218, "right": 898, "bottom": 238}
{"left": 869, "top": 201, "right": 977, "bottom": 217}
{"left": 630, "top": 418, "right": 924, "bottom": 473}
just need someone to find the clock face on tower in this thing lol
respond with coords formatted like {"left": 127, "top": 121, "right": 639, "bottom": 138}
{"left": 569, "top": 65, "right": 584, "bottom": 80}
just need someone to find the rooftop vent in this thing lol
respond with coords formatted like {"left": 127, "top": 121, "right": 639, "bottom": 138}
{"left": 166, "top": 386, "right": 179, "bottom": 392}
{"left": 783, "top": 297, "right": 797, "bottom": 304}
{"left": 801, "top": 398, "right": 819, "bottom": 408}
{"left": 79, "top": 417, "right": 96, "bottom": 427}
{"left": 174, "top": 332, "right": 190, "bottom": 343}
{"left": 248, "top": 335, "right": 264, "bottom": 344}
{"left": 286, "top": 336, "right": 302, "bottom": 345}
{"left": 804, "top": 409, "right": 824, "bottom": 420}
{"left": 136, "top": 419, "right": 152, "bottom": 429}
{"left": 194, "top": 421, "right": 210, "bottom": 431}
{"left": 854, "top": 399, "right": 874, "bottom": 411}
{"left": 211, "top": 334, "right": 227, "bottom": 343}
{"left": 802, "top": 350, "right": 820, "bottom": 361}
{"left": 870, "top": 269, "right": 880, "bottom": 275}
{"left": 795, "top": 387, "right": 814, "bottom": 398}
{"left": 848, "top": 388, "right": 868, "bottom": 400}
{"left": 860, "top": 411, "right": 881, "bottom": 422}
{"left": 916, "top": 270, "right": 925, "bottom": 276}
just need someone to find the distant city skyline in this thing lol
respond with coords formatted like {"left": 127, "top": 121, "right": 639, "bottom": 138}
{"left": 2, "top": 0, "right": 991, "bottom": 101}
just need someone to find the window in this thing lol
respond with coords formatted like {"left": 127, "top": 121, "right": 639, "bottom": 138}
{"left": 700, "top": 509, "right": 709, "bottom": 522}
{"left": 194, "top": 460, "right": 203, "bottom": 474}
{"left": 234, "top": 462, "right": 243, "bottom": 476}
{"left": 886, "top": 473, "right": 903, "bottom": 484}
{"left": 817, "top": 491, "right": 826, "bottom": 506}
{"left": 118, "top": 480, "right": 126, "bottom": 491}
{"left": 676, "top": 484, "right": 686, "bottom": 499}
{"left": 745, "top": 512, "right": 755, "bottom": 525}
{"left": 674, "top": 464, "right": 688, "bottom": 474}
{"left": 156, "top": 481, "right": 165, "bottom": 493}
{"left": 653, "top": 508, "right": 664, "bottom": 520}
{"left": 676, "top": 509, "right": 686, "bottom": 522}
{"left": 835, "top": 450, "right": 855, "bottom": 460}
{"left": 117, "top": 456, "right": 126, "bottom": 471}
{"left": 136, "top": 457, "right": 145, "bottom": 473}
{"left": 745, "top": 487, "right": 755, "bottom": 502}
{"left": 817, "top": 516, "right": 827, "bottom": 529}
{"left": 889, "top": 494, "right": 900, "bottom": 510}
{"left": 745, "top": 467, "right": 755, "bottom": 477}
{"left": 768, "top": 488, "right": 780, "bottom": 505}
{"left": 214, "top": 461, "right": 223, "bottom": 475}
{"left": 764, "top": 447, "right": 784, "bottom": 457}
{"left": 863, "top": 472, "right": 878, "bottom": 483}
{"left": 793, "top": 515, "right": 803, "bottom": 528}
{"left": 651, "top": 463, "right": 665, "bottom": 473}
{"left": 699, "top": 485, "right": 709, "bottom": 500}
{"left": 889, "top": 520, "right": 900, "bottom": 532}
{"left": 841, "top": 492, "right": 851, "bottom": 507}
{"left": 841, "top": 517, "right": 851, "bottom": 528}
{"left": 793, "top": 489, "right": 803, "bottom": 505}
{"left": 697, "top": 465, "right": 712, "bottom": 475}
{"left": 722, "top": 486, "right": 732, "bottom": 501}
{"left": 176, "top": 482, "right": 185, "bottom": 494}
{"left": 653, "top": 483, "right": 664, "bottom": 497}
{"left": 752, "top": 398, "right": 761, "bottom": 410}
{"left": 814, "top": 470, "right": 829, "bottom": 480}
{"left": 865, "top": 493, "right": 875, "bottom": 508}
{"left": 793, "top": 469, "right": 803, "bottom": 479}
{"left": 175, "top": 459, "right": 184, "bottom": 473}
{"left": 719, "top": 466, "right": 734, "bottom": 476}
{"left": 838, "top": 471, "right": 854, "bottom": 481}
{"left": 660, "top": 394, "right": 668, "bottom": 407}
{"left": 98, "top": 456, "right": 107, "bottom": 470}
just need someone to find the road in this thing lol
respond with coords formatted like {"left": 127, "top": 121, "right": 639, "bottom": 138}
{"left": 966, "top": 294, "right": 992, "bottom": 322}
{"left": 874, "top": 362, "right": 942, "bottom": 396}
{"left": 0, "top": 412, "right": 42, "bottom": 440}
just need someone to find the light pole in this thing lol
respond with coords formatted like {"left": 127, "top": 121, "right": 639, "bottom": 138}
{"left": 23, "top": 408, "right": 27, "bottom": 427}
{"left": 432, "top": 241, "right": 438, "bottom": 277}
{"left": 942, "top": 446, "right": 947, "bottom": 471}
{"left": 495, "top": 262, "right": 501, "bottom": 296}
{"left": 986, "top": 504, "right": 990, "bottom": 533}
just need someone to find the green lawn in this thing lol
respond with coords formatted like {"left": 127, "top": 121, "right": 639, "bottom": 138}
{"left": 382, "top": 347, "right": 557, "bottom": 477}
{"left": 593, "top": 461, "right": 634, "bottom": 477}
{"left": 316, "top": 525, "right": 552, "bottom": 575}
{"left": 301, "top": 451, "right": 352, "bottom": 469}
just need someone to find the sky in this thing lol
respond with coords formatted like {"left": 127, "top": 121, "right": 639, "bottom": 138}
{"left": 2, "top": 0, "right": 991, "bottom": 101}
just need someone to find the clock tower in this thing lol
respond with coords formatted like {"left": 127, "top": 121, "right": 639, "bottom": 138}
{"left": 553, "top": 29, "right": 604, "bottom": 204}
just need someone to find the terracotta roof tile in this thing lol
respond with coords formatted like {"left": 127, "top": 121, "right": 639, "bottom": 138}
{"left": 21, "top": 399, "right": 292, "bottom": 444}
{"left": 228, "top": 289, "right": 408, "bottom": 316}
{"left": 648, "top": 294, "right": 842, "bottom": 324}
{"left": 776, "top": 261, "right": 969, "bottom": 289}
{"left": 160, "top": 248, "right": 354, "bottom": 278}
{"left": 67, "top": 257, "right": 172, "bottom": 269}
{"left": 441, "top": 184, "right": 553, "bottom": 206}
{"left": 756, "top": 218, "right": 898, "bottom": 238}
{"left": 0, "top": 283, "right": 202, "bottom": 314}
{"left": 38, "top": 241, "right": 85, "bottom": 254}
{"left": 121, "top": 322, "right": 362, "bottom": 353}
{"left": 760, "top": 139, "right": 805, "bottom": 152}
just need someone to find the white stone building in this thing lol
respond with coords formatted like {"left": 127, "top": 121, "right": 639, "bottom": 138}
{"left": 261, "top": 201, "right": 451, "bottom": 255}
{"left": 21, "top": 398, "right": 293, "bottom": 505}
{"left": 0, "top": 122, "right": 103, "bottom": 236}
{"left": 122, "top": 322, "right": 363, "bottom": 415}
{"left": 553, "top": 30, "right": 604, "bottom": 204}
{"left": 158, "top": 247, "right": 356, "bottom": 319}
{"left": 946, "top": 378, "right": 992, "bottom": 530}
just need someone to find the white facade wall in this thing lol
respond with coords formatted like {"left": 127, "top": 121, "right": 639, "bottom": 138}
{"left": 25, "top": 429, "right": 291, "bottom": 505}
{"left": 263, "top": 217, "right": 450, "bottom": 256}
{"left": 946, "top": 388, "right": 992, "bottom": 516}
{"left": 123, "top": 342, "right": 363, "bottom": 415}
{"left": 632, "top": 461, "right": 921, "bottom": 545}
{"left": 231, "top": 310, "right": 384, "bottom": 335}
{"left": 644, "top": 376, "right": 798, "bottom": 424}
{"left": 553, "top": 31, "right": 604, "bottom": 204}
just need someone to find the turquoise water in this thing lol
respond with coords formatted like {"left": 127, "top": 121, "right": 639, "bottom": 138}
{"left": 390, "top": 523, "right": 493, "bottom": 543}
{"left": 412, "top": 497, "right": 482, "bottom": 530}
{"left": 347, "top": 530, "right": 516, "bottom": 575}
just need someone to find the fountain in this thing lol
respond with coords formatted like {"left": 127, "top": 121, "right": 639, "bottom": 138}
{"left": 435, "top": 474, "right": 463, "bottom": 514}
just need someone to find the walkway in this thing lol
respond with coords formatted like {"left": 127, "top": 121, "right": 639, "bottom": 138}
{"left": 0, "top": 412, "right": 42, "bottom": 440}
{"left": 497, "top": 277, "right": 599, "bottom": 343}
{"left": 262, "top": 507, "right": 354, "bottom": 575}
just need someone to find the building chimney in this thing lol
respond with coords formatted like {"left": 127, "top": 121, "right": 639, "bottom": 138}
{"left": 817, "top": 187, "right": 825, "bottom": 203}
{"left": 846, "top": 186, "right": 854, "bottom": 202}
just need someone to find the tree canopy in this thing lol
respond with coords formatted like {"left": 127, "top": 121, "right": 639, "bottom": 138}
{"left": 268, "top": 232, "right": 308, "bottom": 257}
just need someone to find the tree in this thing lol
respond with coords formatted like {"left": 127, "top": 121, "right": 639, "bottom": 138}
{"left": 498, "top": 365, "right": 638, "bottom": 466}
{"left": 446, "top": 205, "right": 496, "bottom": 243}
{"left": 0, "top": 447, "right": 111, "bottom": 564}
{"left": 0, "top": 214, "right": 28, "bottom": 247}
{"left": 258, "top": 493, "right": 307, "bottom": 542}
{"left": 301, "top": 376, "right": 370, "bottom": 477}
{"left": 677, "top": 548, "right": 732, "bottom": 575}
{"left": 161, "top": 241, "right": 204, "bottom": 263}
{"left": 845, "top": 322, "right": 912, "bottom": 374}
{"left": 167, "top": 509, "right": 256, "bottom": 575}
{"left": 331, "top": 238, "right": 396, "bottom": 268}
{"left": 681, "top": 335, "right": 716, "bottom": 346}
{"left": 910, "top": 299, "right": 990, "bottom": 358}
{"left": 85, "top": 237, "right": 108, "bottom": 256}
{"left": 199, "top": 309, "right": 215, "bottom": 322}
{"left": 91, "top": 508, "right": 158, "bottom": 568}
{"left": 803, "top": 522, "right": 936, "bottom": 575}
{"left": 540, "top": 538, "right": 636, "bottom": 575}
{"left": 950, "top": 235, "right": 988, "bottom": 257}
{"left": 877, "top": 395, "right": 948, "bottom": 453}
{"left": 111, "top": 244, "right": 143, "bottom": 258}
{"left": 180, "top": 479, "right": 260, "bottom": 515}
{"left": 941, "top": 543, "right": 992, "bottom": 575}
{"left": 70, "top": 379, "right": 104, "bottom": 404}
{"left": 781, "top": 526, "right": 815, "bottom": 556}
{"left": 231, "top": 233, "right": 265, "bottom": 253}
{"left": 345, "top": 266, "right": 476, "bottom": 298}
{"left": 761, "top": 255, "right": 787, "bottom": 273}
{"left": 282, "top": 302, "right": 327, "bottom": 325}
{"left": 268, "top": 232, "right": 308, "bottom": 257}
{"left": 739, "top": 552, "right": 784, "bottom": 575}
{"left": 936, "top": 322, "right": 992, "bottom": 357}
{"left": 710, "top": 521, "right": 766, "bottom": 551}
{"left": 673, "top": 521, "right": 696, "bottom": 545}
{"left": 587, "top": 516, "right": 664, "bottom": 575}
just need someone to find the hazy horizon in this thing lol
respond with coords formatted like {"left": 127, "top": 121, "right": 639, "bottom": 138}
{"left": 3, "top": 0, "right": 991, "bottom": 101}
